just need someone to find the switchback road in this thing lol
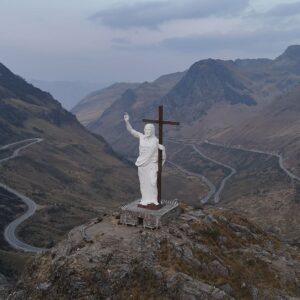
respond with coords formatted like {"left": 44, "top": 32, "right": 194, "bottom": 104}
{"left": 191, "top": 145, "right": 236, "bottom": 203}
{"left": 167, "top": 140, "right": 236, "bottom": 204}
{"left": 0, "top": 138, "right": 46, "bottom": 253}
{"left": 205, "top": 141, "right": 300, "bottom": 182}
{"left": 168, "top": 137, "right": 299, "bottom": 204}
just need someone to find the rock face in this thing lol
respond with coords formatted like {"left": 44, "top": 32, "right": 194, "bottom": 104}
{"left": 162, "top": 59, "right": 256, "bottom": 122}
{"left": 9, "top": 206, "right": 300, "bottom": 299}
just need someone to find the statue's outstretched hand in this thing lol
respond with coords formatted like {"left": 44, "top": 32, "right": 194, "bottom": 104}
{"left": 124, "top": 112, "right": 130, "bottom": 122}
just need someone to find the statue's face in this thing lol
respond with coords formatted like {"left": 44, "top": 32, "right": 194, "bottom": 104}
{"left": 144, "top": 124, "right": 154, "bottom": 137}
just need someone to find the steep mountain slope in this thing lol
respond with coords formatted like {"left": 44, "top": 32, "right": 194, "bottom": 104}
{"left": 8, "top": 206, "right": 300, "bottom": 299}
{"left": 71, "top": 82, "right": 140, "bottom": 126}
{"left": 0, "top": 62, "right": 139, "bottom": 253}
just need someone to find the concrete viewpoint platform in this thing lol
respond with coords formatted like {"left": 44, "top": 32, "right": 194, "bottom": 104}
{"left": 120, "top": 199, "right": 181, "bottom": 229}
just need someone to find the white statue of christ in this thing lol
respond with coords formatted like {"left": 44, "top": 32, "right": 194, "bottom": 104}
{"left": 124, "top": 112, "right": 166, "bottom": 206}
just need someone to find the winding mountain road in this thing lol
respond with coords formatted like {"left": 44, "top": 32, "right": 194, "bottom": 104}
{"left": 205, "top": 141, "right": 300, "bottom": 182}
{"left": 167, "top": 160, "right": 216, "bottom": 204}
{"left": 167, "top": 140, "right": 236, "bottom": 203}
{"left": 0, "top": 138, "right": 46, "bottom": 253}
{"left": 167, "top": 136, "right": 299, "bottom": 205}
{"left": 167, "top": 142, "right": 217, "bottom": 204}
{"left": 191, "top": 145, "right": 236, "bottom": 203}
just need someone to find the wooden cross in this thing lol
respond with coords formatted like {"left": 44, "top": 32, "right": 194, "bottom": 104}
{"left": 143, "top": 105, "right": 180, "bottom": 205}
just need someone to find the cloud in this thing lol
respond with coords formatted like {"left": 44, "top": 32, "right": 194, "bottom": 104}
{"left": 160, "top": 28, "right": 300, "bottom": 55}
{"left": 265, "top": 1, "right": 300, "bottom": 17}
{"left": 111, "top": 37, "right": 133, "bottom": 49}
{"left": 89, "top": 0, "right": 249, "bottom": 29}
{"left": 111, "top": 37, "right": 132, "bottom": 45}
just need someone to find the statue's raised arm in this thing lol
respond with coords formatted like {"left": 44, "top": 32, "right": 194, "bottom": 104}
{"left": 124, "top": 112, "right": 142, "bottom": 139}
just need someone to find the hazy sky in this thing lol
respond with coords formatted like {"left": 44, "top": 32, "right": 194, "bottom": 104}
{"left": 1, "top": 0, "right": 300, "bottom": 83}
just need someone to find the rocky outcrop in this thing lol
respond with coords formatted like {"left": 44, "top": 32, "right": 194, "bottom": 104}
{"left": 0, "top": 273, "right": 11, "bottom": 299}
{"left": 8, "top": 206, "right": 300, "bottom": 299}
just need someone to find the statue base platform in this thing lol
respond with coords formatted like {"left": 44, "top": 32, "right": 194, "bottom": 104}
{"left": 120, "top": 199, "right": 180, "bottom": 229}
{"left": 137, "top": 203, "right": 164, "bottom": 210}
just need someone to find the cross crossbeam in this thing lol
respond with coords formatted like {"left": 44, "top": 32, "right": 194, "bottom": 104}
{"left": 143, "top": 105, "right": 180, "bottom": 204}
{"left": 142, "top": 119, "right": 180, "bottom": 126}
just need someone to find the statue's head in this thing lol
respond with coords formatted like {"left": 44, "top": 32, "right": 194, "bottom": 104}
{"left": 144, "top": 124, "right": 155, "bottom": 138}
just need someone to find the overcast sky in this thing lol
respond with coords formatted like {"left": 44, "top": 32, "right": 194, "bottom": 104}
{"left": 1, "top": 0, "right": 300, "bottom": 84}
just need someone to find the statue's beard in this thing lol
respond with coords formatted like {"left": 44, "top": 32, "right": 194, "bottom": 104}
{"left": 145, "top": 132, "right": 154, "bottom": 138}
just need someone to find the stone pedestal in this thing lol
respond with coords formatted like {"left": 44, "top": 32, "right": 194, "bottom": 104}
{"left": 120, "top": 199, "right": 180, "bottom": 229}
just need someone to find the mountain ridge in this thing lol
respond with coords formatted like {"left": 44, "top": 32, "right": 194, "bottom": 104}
{"left": 161, "top": 59, "right": 256, "bottom": 122}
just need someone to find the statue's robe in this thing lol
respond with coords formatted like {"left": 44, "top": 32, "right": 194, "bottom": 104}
{"left": 126, "top": 124, "right": 166, "bottom": 205}
{"left": 135, "top": 135, "right": 159, "bottom": 205}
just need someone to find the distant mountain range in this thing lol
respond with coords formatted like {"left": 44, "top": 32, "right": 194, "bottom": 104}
{"left": 72, "top": 45, "right": 300, "bottom": 175}
{"left": 72, "top": 82, "right": 140, "bottom": 126}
